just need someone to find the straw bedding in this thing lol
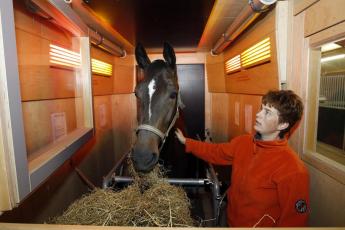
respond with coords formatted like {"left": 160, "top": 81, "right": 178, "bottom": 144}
{"left": 50, "top": 163, "right": 196, "bottom": 227}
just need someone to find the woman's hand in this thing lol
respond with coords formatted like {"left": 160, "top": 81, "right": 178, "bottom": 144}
{"left": 175, "top": 128, "right": 186, "bottom": 144}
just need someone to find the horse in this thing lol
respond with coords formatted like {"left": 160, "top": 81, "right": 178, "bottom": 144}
{"left": 131, "top": 42, "right": 184, "bottom": 173}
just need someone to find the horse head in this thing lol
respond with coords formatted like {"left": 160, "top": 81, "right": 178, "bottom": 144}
{"left": 131, "top": 42, "right": 180, "bottom": 172}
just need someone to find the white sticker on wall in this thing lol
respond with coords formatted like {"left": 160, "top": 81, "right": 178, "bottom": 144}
{"left": 98, "top": 104, "right": 107, "bottom": 128}
{"left": 244, "top": 104, "right": 252, "bottom": 134}
{"left": 235, "top": 101, "right": 240, "bottom": 126}
{"left": 51, "top": 112, "right": 67, "bottom": 141}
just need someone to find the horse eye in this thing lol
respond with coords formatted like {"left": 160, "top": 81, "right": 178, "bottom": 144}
{"left": 169, "top": 92, "right": 177, "bottom": 99}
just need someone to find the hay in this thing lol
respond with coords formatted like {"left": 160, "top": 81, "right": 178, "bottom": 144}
{"left": 50, "top": 162, "right": 196, "bottom": 227}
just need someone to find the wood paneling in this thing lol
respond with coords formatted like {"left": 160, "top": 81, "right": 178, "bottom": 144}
{"left": 113, "top": 55, "right": 135, "bottom": 93}
{"left": 0, "top": 122, "right": 12, "bottom": 211}
{"left": 22, "top": 99, "right": 77, "bottom": 156}
{"left": 112, "top": 94, "right": 137, "bottom": 162}
{"left": 304, "top": 0, "right": 345, "bottom": 37}
{"left": 223, "top": 9, "right": 279, "bottom": 95}
{"left": 206, "top": 53, "right": 226, "bottom": 92}
{"left": 91, "top": 46, "right": 114, "bottom": 96}
{"left": 241, "top": 94, "right": 262, "bottom": 135}
{"left": 287, "top": 11, "right": 309, "bottom": 155}
{"left": 228, "top": 93, "right": 262, "bottom": 139}
{"left": 307, "top": 162, "right": 345, "bottom": 226}
{"left": 209, "top": 93, "right": 229, "bottom": 142}
{"left": 15, "top": 6, "right": 78, "bottom": 101}
{"left": 293, "top": 0, "right": 319, "bottom": 16}
{"left": 78, "top": 95, "right": 115, "bottom": 187}
{"left": 149, "top": 52, "right": 206, "bottom": 64}
{"left": 228, "top": 93, "right": 243, "bottom": 139}
{"left": 288, "top": 2, "right": 345, "bottom": 226}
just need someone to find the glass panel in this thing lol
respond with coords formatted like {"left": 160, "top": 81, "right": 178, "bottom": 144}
{"left": 13, "top": 1, "right": 86, "bottom": 160}
{"left": 317, "top": 39, "right": 345, "bottom": 165}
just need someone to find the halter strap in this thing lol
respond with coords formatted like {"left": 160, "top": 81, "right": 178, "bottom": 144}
{"left": 136, "top": 124, "right": 165, "bottom": 140}
{"left": 136, "top": 93, "right": 182, "bottom": 151}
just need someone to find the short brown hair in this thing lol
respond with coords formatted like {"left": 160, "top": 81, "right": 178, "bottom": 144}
{"left": 262, "top": 90, "right": 304, "bottom": 138}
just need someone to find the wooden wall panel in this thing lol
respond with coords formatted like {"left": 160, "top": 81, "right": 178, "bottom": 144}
{"left": 223, "top": 9, "right": 279, "bottom": 95}
{"left": 13, "top": 1, "right": 71, "bottom": 45}
{"left": 228, "top": 94, "right": 243, "bottom": 139}
{"left": 304, "top": 0, "right": 345, "bottom": 37}
{"left": 113, "top": 55, "right": 135, "bottom": 94}
{"left": 307, "top": 163, "right": 345, "bottom": 226}
{"left": 206, "top": 53, "right": 226, "bottom": 92}
{"left": 112, "top": 94, "right": 137, "bottom": 162}
{"left": 288, "top": 2, "right": 345, "bottom": 226}
{"left": 22, "top": 99, "right": 77, "bottom": 157}
{"left": 78, "top": 95, "right": 115, "bottom": 187}
{"left": 0, "top": 122, "right": 12, "bottom": 210}
{"left": 241, "top": 94, "right": 262, "bottom": 135}
{"left": 293, "top": 0, "right": 319, "bottom": 15}
{"left": 91, "top": 46, "right": 114, "bottom": 96}
{"left": 14, "top": 6, "right": 77, "bottom": 101}
{"left": 228, "top": 94, "right": 262, "bottom": 139}
{"left": 209, "top": 93, "right": 229, "bottom": 142}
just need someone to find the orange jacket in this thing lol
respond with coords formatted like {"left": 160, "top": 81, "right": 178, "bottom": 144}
{"left": 185, "top": 135, "right": 309, "bottom": 227}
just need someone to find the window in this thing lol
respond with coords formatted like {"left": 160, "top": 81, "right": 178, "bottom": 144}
{"left": 316, "top": 40, "right": 345, "bottom": 165}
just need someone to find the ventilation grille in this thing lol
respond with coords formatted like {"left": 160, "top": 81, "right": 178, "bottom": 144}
{"left": 241, "top": 37, "right": 271, "bottom": 68}
{"left": 92, "top": 59, "right": 113, "bottom": 76}
{"left": 225, "top": 55, "right": 241, "bottom": 74}
{"left": 49, "top": 44, "right": 80, "bottom": 68}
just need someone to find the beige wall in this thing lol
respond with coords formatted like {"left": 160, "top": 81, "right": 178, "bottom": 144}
{"left": 288, "top": 0, "right": 345, "bottom": 226}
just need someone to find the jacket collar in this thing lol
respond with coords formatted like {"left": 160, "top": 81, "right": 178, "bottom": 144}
{"left": 253, "top": 133, "right": 288, "bottom": 153}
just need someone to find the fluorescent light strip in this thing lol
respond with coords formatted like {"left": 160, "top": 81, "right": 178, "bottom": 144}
{"left": 321, "top": 43, "right": 341, "bottom": 52}
{"left": 241, "top": 37, "right": 270, "bottom": 56}
{"left": 242, "top": 54, "right": 271, "bottom": 67}
{"left": 92, "top": 58, "right": 113, "bottom": 76}
{"left": 50, "top": 56, "right": 80, "bottom": 66}
{"left": 49, "top": 44, "right": 81, "bottom": 68}
{"left": 321, "top": 54, "right": 345, "bottom": 63}
{"left": 241, "top": 37, "right": 271, "bottom": 68}
{"left": 241, "top": 44, "right": 270, "bottom": 61}
{"left": 225, "top": 55, "right": 241, "bottom": 74}
{"left": 50, "top": 44, "right": 81, "bottom": 58}
{"left": 242, "top": 50, "right": 271, "bottom": 65}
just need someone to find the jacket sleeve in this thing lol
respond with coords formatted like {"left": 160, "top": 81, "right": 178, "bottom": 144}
{"left": 185, "top": 137, "right": 240, "bottom": 165}
{"left": 276, "top": 172, "right": 310, "bottom": 226}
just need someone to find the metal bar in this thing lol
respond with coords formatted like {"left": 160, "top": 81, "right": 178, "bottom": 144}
{"left": 111, "top": 176, "right": 208, "bottom": 187}
{"left": 211, "top": 0, "right": 277, "bottom": 55}
{"left": 102, "top": 151, "right": 130, "bottom": 188}
{"left": 207, "top": 163, "right": 222, "bottom": 225}
{"left": 75, "top": 167, "right": 96, "bottom": 190}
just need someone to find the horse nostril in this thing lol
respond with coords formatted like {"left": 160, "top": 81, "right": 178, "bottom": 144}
{"left": 146, "top": 152, "right": 159, "bottom": 168}
{"left": 131, "top": 151, "right": 159, "bottom": 172}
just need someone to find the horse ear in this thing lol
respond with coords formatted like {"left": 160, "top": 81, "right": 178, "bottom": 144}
{"left": 135, "top": 43, "right": 151, "bottom": 69}
{"left": 163, "top": 42, "right": 176, "bottom": 68}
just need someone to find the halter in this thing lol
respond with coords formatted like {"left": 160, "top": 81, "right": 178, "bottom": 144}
{"left": 136, "top": 93, "right": 184, "bottom": 152}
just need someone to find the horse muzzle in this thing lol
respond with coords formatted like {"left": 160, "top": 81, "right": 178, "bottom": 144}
{"left": 131, "top": 147, "right": 159, "bottom": 173}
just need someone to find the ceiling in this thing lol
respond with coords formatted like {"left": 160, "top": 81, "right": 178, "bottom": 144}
{"left": 78, "top": 0, "right": 248, "bottom": 53}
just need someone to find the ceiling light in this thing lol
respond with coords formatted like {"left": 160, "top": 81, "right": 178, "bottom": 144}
{"left": 321, "top": 54, "right": 345, "bottom": 63}
{"left": 321, "top": 43, "right": 341, "bottom": 52}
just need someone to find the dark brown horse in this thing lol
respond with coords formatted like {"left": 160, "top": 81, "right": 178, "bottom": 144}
{"left": 131, "top": 42, "right": 183, "bottom": 173}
